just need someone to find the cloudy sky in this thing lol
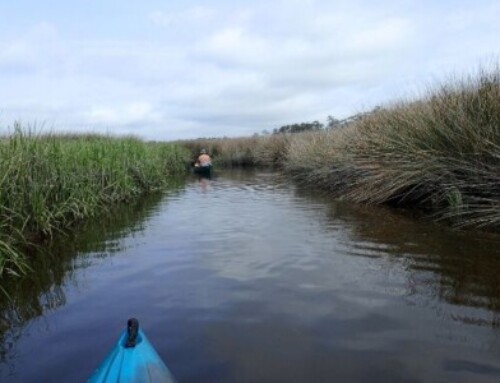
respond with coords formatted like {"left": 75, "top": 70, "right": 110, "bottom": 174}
{"left": 0, "top": 0, "right": 498, "bottom": 140}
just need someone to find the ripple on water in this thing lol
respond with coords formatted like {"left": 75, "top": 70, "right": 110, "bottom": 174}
{"left": 2, "top": 170, "right": 500, "bottom": 383}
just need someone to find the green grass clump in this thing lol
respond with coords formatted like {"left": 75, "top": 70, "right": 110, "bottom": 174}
{"left": 0, "top": 128, "right": 189, "bottom": 278}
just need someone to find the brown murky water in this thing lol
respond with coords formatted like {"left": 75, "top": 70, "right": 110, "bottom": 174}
{"left": 1, "top": 170, "right": 499, "bottom": 382}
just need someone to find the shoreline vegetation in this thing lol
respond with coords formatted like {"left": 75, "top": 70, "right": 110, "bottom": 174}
{"left": 0, "top": 129, "right": 189, "bottom": 282}
{"left": 0, "top": 66, "right": 498, "bottom": 283}
{"left": 183, "top": 67, "right": 500, "bottom": 231}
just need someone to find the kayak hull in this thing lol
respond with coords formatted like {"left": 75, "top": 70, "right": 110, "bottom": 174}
{"left": 192, "top": 165, "right": 212, "bottom": 177}
{"left": 88, "top": 329, "right": 176, "bottom": 383}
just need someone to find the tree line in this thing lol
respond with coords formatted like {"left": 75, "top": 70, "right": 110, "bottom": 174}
{"left": 264, "top": 107, "right": 381, "bottom": 135}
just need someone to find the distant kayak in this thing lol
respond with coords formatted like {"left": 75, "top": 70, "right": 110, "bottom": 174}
{"left": 192, "top": 165, "right": 212, "bottom": 176}
{"left": 88, "top": 319, "right": 177, "bottom": 383}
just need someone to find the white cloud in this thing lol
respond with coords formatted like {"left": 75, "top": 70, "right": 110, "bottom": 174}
{"left": 149, "top": 11, "right": 173, "bottom": 26}
{"left": 149, "top": 5, "right": 216, "bottom": 26}
{"left": 350, "top": 18, "right": 413, "bottom": 53}
{"left": 0, "top": 1, "right": 499, "bottom": 140}
{"left": 86, "top": 102, "right": 161, "bottom": 125}
{"left": 0, "top": 22, "right": 64, "bottom": 75}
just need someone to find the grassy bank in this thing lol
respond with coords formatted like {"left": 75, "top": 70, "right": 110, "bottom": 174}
{"left": 0, "top": 129, "right": 189, "bottom": 280}
{"left": 184, "top": 68, "right": 500, "bottom": 230}
{"left": 286, "top": 68, "right": 500, "bottom": 229}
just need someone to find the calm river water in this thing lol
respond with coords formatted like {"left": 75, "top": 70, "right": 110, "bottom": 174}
{"left": 1, "top": 170, "right": 500, "bottom": 382}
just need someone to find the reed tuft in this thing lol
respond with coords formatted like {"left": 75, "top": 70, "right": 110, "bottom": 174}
{"left": 0, "top": 128, "right": 189, "bottom": 278}
{"left": 285, "top": 67, "right": 500, "bottom": 229}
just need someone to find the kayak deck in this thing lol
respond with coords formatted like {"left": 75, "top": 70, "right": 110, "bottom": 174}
{"left": 88, "top": 320, "right": 177, "bottom": 383}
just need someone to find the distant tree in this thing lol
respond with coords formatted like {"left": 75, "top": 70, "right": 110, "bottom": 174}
{"left": 326, "top": 115, "right": 341, "bottom": 129}
{"left": 325, "top": 106, "right": 384, "bottom": 129}
{"left": 274, "top": 120, "right": 324, "bottom": 134}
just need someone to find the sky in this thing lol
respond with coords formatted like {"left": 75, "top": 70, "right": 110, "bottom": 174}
{"left": 0, "top": 0, "right": 498, "bottom": 140}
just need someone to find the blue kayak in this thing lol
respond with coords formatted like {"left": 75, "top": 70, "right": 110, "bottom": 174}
{"left": 88, "top": 319, "right": 177, "bottom": 383}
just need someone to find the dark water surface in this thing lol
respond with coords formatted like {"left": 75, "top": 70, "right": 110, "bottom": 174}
{"left": 1, "top": 170, "right": 500, "bottom": 382}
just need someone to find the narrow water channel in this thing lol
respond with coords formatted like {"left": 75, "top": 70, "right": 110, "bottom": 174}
{"left": 1, "top": 170, "right": 500, "bottom": 382}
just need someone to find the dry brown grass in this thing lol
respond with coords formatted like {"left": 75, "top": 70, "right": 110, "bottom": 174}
{"left": 285, "top": 68, "right": 500, "bottom": 229}
{"left": 180, "top": 67, "right": 499, "bottom": 229}
{"left": 180, "top": 134, "right": 291, "bottom": 167}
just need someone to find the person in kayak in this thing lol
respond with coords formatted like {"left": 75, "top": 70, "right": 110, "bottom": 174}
{"left": 195, "top": 148, "right": 211, "bottom": 168}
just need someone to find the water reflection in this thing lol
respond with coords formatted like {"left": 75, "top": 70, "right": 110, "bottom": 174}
{"left": 1, "top": 170, "right": 500, "bottom": 382}
{"left": 0, "top": 181, "right": 186, "bottom": 366}
{"left": 310, "top": 196, "right": 500, "bottom": 327}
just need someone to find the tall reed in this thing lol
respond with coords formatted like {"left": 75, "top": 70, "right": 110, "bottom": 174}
{"left": 181, "top": 67, "right": 500, "bottom": 229}
{"left": 0, "top": 128, "right": 189, "bottom": 279}
{"left": 286, "top": 68, "right": 500, "bottom": 229}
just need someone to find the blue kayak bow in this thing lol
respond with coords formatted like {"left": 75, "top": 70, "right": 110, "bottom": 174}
{"left": 88, "top": 318, "right": 177, "bottom": 383}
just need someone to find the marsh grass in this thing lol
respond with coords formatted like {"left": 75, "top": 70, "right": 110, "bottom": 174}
{"left": 181, "top": 134, "right": 290, "bottom": 167}
{"left": 286, "top": 68, "right": 500, "bottom": 229}
{"left": 183, "top": 67, "right": 500, "bottom": 230}
{"left": 0, "top": 128, "right": 189, "bottom": 278}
